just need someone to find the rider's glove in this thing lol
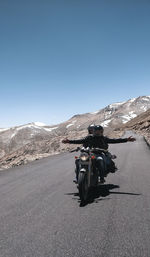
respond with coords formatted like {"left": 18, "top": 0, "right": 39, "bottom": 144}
{"left": 62, "top": 138, "right": 70, "bottom": 144}
{"left": 127, "top": 136, "right": 136, "bottom": 142}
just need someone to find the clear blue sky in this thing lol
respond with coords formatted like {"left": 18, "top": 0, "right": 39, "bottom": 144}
{"left": 0, "top": 0, "right": 150, "bottom": 128}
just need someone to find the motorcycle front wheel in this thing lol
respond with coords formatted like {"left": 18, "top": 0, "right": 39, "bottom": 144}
{"left": 78, "top": 172, "right": 89, "bottom": 202}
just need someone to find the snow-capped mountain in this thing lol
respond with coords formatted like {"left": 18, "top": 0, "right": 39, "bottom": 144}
{"left": 0, "top": 95, "right": 150, "bottom": 170}
{"left": 56, "top": 95, "right": 150, "bottom": 132}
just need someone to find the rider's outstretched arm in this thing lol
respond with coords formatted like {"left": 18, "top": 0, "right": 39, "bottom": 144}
{"left": 105, "top": 136, "right": 136, "bottom": 144}
{"left": 62, "top": 137, "right": 88, "bottom": 144}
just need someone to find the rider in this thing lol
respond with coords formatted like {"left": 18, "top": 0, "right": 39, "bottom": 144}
{"left": 62, "top": 125, "right": 136, "bottom": 183}
{"left": 88, "top": 124, "right": 116, "bottom": 173}
{"left": 88, "top": 124, "right": 95, "bottom": 135}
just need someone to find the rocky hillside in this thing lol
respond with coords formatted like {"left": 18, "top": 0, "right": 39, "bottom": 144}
{"left": 118, "top": 109, "right": 150, "bottom": 145}
{"left": 0, "top": 96, "right": 150, "bottom": 170}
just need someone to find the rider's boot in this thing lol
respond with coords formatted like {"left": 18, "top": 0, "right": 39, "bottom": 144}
{"left": 100, "top": 178, "right": 106, "bottom": 183}
{"left": 73, "top": 169, "right": 78, "bottom": 183}
{"left": 73, "top": 159, "right": 79, "bottom": 183}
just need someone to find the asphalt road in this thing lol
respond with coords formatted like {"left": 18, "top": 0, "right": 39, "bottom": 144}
{"left": 0, "top": 132, "right": 150, "bottom": 257}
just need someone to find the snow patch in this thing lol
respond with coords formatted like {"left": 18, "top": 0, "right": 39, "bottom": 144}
{"left": 16, "top": 124, "right": 58, "bottom": 132}
{"left": 104, "top": 111, "right": 112, "bottom": 119}
{"left": 0, "top": 128, "right": 10, "bottom": 132}
{"left": 106, "top": 111, "right": 112, "bottom": 115}
{"left": 91, "top": 110, "right": 99, "bottom": 115}
{"left": 142, "top": 97, "right": 150, "bottom": 102}
{"left": 128, "top": 98, "right": 136, "bottom": 103}
{"left": 66, "top": 123, "right": 74, "bottom": 128}
{"left": 66, "top": 120, "right": 77, "bottom": 128}
{"left": 109, "top": 102, "right": 125, "bottom": 109}
{"left": 122, "top": 112, "right": 137, "bottom": 123}
{"left": 33, "top": 122, "right": 47, "bottom": 126}
{"left": 43, "top": 127, "right": 58, "bottom": 132}
{"left": 16, "top": 124, "right": 40, "bottom": 131}
{"left": 10, "top": 125, "right": 58, "bottom": 137}
{"left": 129, "top": 111, "right": 137, "bottom": 118}
{"left": 140, "top": 106, "right": 147, "bottom": 111}
{"left": 122, "top": 116, "right": 131, "bottom": 123}
{"left": 11, "top": 132, "right": 17, "bottom": 138}
{"left": 100, "top": 119, "right": 111, "bottom": 127}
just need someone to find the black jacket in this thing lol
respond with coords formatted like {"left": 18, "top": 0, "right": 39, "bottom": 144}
{"left": 68, "top": 135, "right": 128, "bottom": 150}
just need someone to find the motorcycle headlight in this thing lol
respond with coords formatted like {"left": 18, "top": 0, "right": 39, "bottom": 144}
{"left": 80, "top": 154, "right": 89, "bottom": 161}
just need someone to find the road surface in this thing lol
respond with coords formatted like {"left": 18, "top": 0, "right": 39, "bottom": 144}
{"left": 0, "top": 133, "right": 150, "bottom": 257}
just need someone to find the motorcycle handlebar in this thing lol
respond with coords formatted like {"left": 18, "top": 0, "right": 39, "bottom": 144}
{"left": 69, "top": 147, "right": 81, "bottom": 153}
{"left": 69, "top": 147, "right": 108, "bottom": 153}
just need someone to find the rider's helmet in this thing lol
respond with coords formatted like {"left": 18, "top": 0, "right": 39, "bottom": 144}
{"left": 88, "top": 124, "right": 95, "bottom": 134}
{"left": 94, "top": 125, "right": 104, "bottom": 132}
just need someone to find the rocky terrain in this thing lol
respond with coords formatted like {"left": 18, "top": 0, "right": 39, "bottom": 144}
{"left": 117, "top": 108, "right": 150, "bottom": 146}
{"left": 0, "top": 95, "right": 150, "bottom": 170}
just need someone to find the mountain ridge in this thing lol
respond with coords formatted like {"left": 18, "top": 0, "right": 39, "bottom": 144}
{"left": 0, "top": 95, "right": 150, "bottom": 170}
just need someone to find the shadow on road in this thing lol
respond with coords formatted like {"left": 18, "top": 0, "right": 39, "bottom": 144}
{"left": 65, "top": 184, "right": 141, "bottom": 207}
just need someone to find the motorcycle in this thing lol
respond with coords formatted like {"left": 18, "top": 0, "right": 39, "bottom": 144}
{"left": 70, "top": 147, "right": 110, "bottom": 202}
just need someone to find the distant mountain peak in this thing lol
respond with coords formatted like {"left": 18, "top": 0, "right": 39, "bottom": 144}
{"left": 32, "top": 122, "right": 47, "bottom": 127}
